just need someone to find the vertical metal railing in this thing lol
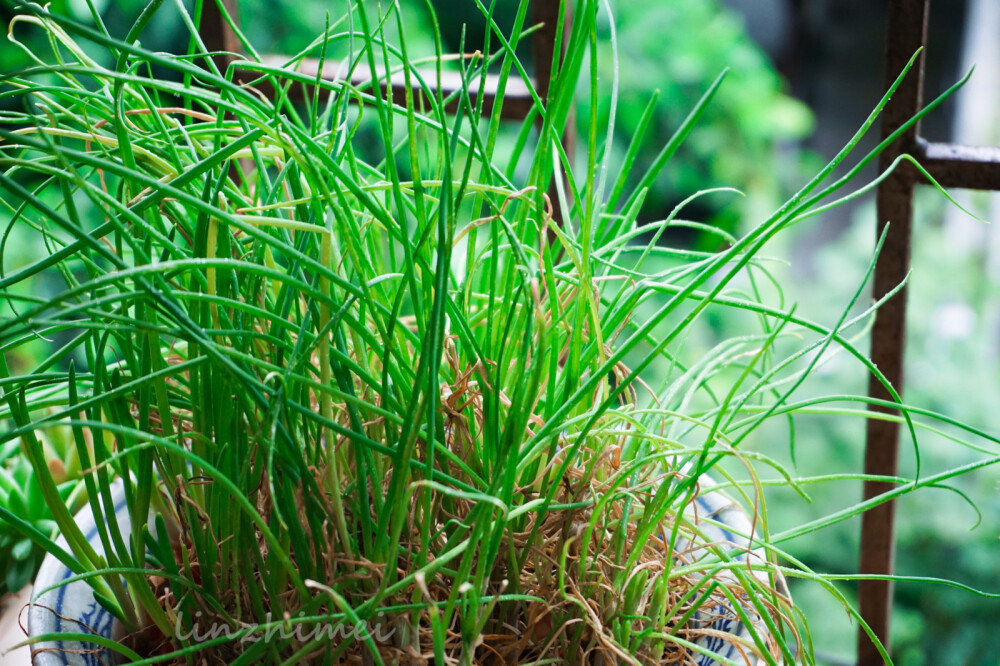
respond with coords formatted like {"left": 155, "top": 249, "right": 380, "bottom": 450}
{"left": 860, "top": 1, "right": 1000, "bottom": 664}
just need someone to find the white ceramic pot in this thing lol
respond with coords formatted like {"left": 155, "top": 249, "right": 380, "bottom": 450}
{"left": 680, "top": 477, "right": 783, "bottom": 666}
{"left": 28, "top": 479, "right": 779, "bottom": 665}
{"left": 28, "top": 483, "right": 127, "bottom": 666}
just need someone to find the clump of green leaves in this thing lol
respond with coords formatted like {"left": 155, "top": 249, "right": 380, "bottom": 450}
{"left": 0, "top": 1, "right": 997, "bottom": 665}
{"left": 0, "top": 422, "right": 82, "bottom": 596}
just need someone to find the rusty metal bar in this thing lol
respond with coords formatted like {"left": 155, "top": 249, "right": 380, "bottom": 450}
{"left": 198, "top": 0, "right": 241, "bottom": 72}
{"left": 244, "top": 56, "right": 536, "bottom": 120}
{"left": 198, "top": 0, "right": 558, "bottom": 124}
{"left": 860, "top": 0, "right": 928, "bottom": 664}
{"left": 532, "top": 0, "right": 560, "bottom": 107}
{"left": 864, "top": 1, "right": 1000, "bottom": 662}
{"left": 200, "top": 0, "right": 569, "bottom": 222}
{"left": 916, "top": 138, "right": 1000, "bottom": 190}
{"left": 532, "top": 0, "right": 572, "bottom": 226}
{"left": 198, "top": 0, "right": 245, "bottom": 181}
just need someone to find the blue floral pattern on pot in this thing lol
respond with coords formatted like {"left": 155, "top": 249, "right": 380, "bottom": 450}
{"left": 684, "top": 478, "right": 780, "bottom": 666}
{"left": 28, "top": 484, "right": 126, "bottom": 666}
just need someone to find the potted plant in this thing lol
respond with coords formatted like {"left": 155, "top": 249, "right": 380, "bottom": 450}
{"left": 0, "top": 1, "right": 996, "bottom": 664}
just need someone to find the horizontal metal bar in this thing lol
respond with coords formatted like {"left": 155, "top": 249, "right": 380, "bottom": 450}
{"left": 914, "top": 138, "right": 1000, "bottom": 190}
{"left": 236, "top": 55, "right": 537, "bottom": 121}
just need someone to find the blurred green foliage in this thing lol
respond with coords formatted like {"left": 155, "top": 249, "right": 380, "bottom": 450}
{"left": 0, "top": 423, "right": 82, "bottom": 595}
{"left": 589, "top": 1, "right": 812, "bottom": 236}
{"left": 737, "top": 193, "right": 1000, "bottom": 664}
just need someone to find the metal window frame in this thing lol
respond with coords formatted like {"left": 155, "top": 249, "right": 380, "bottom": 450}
{"left": 861, "top": 1, "right": 1000, "bottom": 664}
{"left": 199, "top": 0, "right": 569, "bottom": 217}
{"left": 201, "top": 2, "right": 559, "bottom": 120}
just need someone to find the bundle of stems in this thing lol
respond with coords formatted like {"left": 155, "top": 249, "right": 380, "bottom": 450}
{"left": 0, "top": 1, "right": 997, "bottom": 664}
